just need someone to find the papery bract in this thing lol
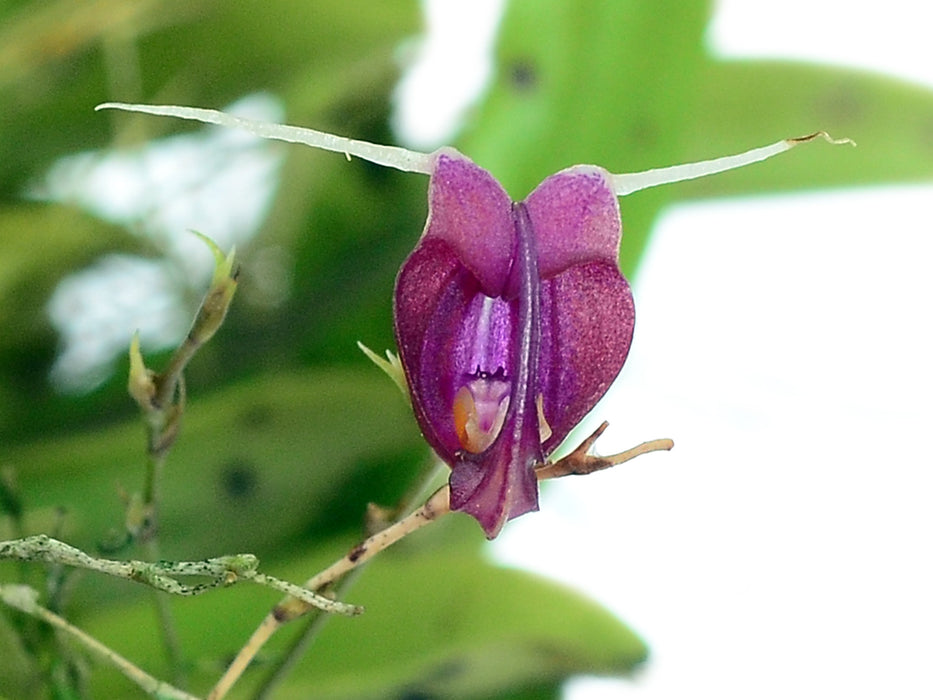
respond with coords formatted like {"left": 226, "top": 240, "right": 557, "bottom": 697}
{"left": 394, "top": 150, "right": 634, "bottom": 538}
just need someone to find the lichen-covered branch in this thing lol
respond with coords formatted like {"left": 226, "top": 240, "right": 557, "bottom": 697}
{"left": 207, "top": 422, "right": 672, "bottom": 699}
{"left": 0, "top": 535, "right": 360, "bottom": 616}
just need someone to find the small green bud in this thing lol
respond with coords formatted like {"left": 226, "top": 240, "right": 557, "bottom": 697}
{"left": 357, "top": 342, "right": 408, "bottom": 398}
{"left": 127, "top": 332, "right": 156, "bottom": 409}
{"left": 188, "top": 232, "right": 238, "bottom": 346}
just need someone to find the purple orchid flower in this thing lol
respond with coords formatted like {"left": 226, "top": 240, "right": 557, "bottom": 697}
{"left": 394, "top": 150, "right": 634, "bottom": 536}
{"left": 96, "top": 101, "right": 847, "bottom": 538}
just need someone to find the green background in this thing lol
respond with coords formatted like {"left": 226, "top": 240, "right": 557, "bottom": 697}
{"left": 1, "top": 1, "right": 931, "bottom": 697}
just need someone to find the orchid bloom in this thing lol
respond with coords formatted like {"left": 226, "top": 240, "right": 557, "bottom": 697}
{"left": 96, "top": 102, "right": 849, "bottom": 537}
{"left": 394, "top": 151, "right": 634, "bottom": 536}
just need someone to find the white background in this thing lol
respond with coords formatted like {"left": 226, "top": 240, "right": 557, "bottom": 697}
{"left": 396, "top": 2, "right": 933, "bottom": 698}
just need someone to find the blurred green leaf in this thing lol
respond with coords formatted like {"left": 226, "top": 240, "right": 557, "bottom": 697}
{"left": 680, "top": 61, "right": 933, "bottom": 196}
{"left": 4, "top": 369, "right": 424, "bottom": 560}
{"left": 463, "top": 0, "right": 933, "bottom": 274}
{"left": 0, "top": 1, "right": 425, "bottom": 446}
{"left": 462, "top": 0, "right": 712, "bottom": 274}
{"left": 0, "top": 203, "right": 139, "bottom": 440}
{"left": 465, "top": 0, "right": 712, "bottom": 180}
{"left": 77, "top": 543, "right": 646, "bottom": 699}
{"left": 0, "top": 204, "right": 131, "bottom": 347}
{"left": 0, "top": 607, "right": 41, "bottom": 698}
{"left": 0, "top": 0, "right": 419, "bottom": 193}
{"left": 5, "top": 0, "right": 933, "bottom": 696}
{"left": 291, "top": 554, "right": 647, "bottom": 699}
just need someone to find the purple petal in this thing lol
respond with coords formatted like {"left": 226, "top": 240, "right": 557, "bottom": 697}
{"left": 422, "top": 149, "right": 514, "bottom": 296}
{"left": 447, "top": 429, "right": 540, "bottom": 538}
{"left": 537, "top": 262, "right": 635, "bottom": 452}
{"left": 524, "top": 165, "right": 621, "bottom": 278}
{"left": 394, "top": 238, "right": 523, "bottom": 467}
{"left": 393, "top": 237, "right": 467, "bottom": 463}
{"left": 523, "top": 164, "right": 634, "bottom": 450}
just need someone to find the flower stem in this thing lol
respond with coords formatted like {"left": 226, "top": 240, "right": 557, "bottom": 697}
{"left": 124, "top": 236, "right": 237, "bottom": 685}
{"left": 0, "top": 584, "right": 198, "bottom": 700}
{"left": 206, "top": 483, "right": 450, "bottom": 700}
{"left": 252, "top": 566, "right": 365, "bottom": 700}
{"left": 251, "top": 458, "right": 445, "bottom": 699}
{"left": 207, "top": 424, "right": 672, "bottom": 699}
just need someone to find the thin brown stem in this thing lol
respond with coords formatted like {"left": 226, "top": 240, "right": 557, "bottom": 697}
{"left": 207, "top": 423, "right": 674, "bottom": 699}
{"left": 251, "top": 458, "right": 444, "bottom": 699}
{"left": 207, "top": 485, "right": 450, "bottom": 700}
{"left": 253, "top": 565, "right": 366, "bottom": 700}
{"left": 535, "top": 422, "right": 674, "bottom": 480}
{"left": 0, "top": 585, "right": 198, "bottom": 700}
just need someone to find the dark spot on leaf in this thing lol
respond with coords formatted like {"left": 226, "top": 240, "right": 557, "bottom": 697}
{"left": 397, "top": 659, "right": 468, "bottom": 700}
{"left": 424, "top": 658, "right": 466, "bottom": 683}
{"left": 813, "top": 86, "right": 864, "bottom": 128}
{"left": 238, "top": 404, "right": 273, "bottom": 430}
{"left": 626, "top": 117, "right": 660, "bottom": 154}
{"left": 508, "top": 58, "right": 538, "bottom": 92}
{"left": 220, "top": 459, "right": 258, "bottom": 500}
{"left": 303, "top": 447, "right": 422, "bottom": 537}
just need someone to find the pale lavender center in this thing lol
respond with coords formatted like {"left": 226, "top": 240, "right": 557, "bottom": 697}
{"left": 462, "top": 294, "right": 513, "bottom": 379}
{"left": 449, "top": 294, "right": 515, "bottom": 453}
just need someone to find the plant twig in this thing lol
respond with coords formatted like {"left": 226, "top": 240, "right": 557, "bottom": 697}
{"left": 123, "top": 234, "right": 238, "bottom": 684}
{"left": 534, "top": 422, "right": 674, "bottom": 479}
{"left": 206, "top": 483, "right": 449, "bottom": 700}
{"left": 253, "top": 457, "right": 446, "bottom": 699}
{"left": 128, "top": 234, "right": 237, "bottom": 539}
{"left": 0, "top": 535, "right": 360, "bottom": 615}
{"left": 254, "top": 564, "right": 366, "bottom": 700}
{"left": 0, "top": 584, "right": 199, "bottom": 700}
{"left": 207, "top": 422, "right": 672, "bottom": 699}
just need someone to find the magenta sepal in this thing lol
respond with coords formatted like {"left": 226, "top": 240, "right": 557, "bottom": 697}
{"left": 394, "top": 150, "right": 635, "bottom": 538}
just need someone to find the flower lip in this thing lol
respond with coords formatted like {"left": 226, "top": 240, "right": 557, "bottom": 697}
{"left": 453, "top": 371, "right": 511, "bottom": 454}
